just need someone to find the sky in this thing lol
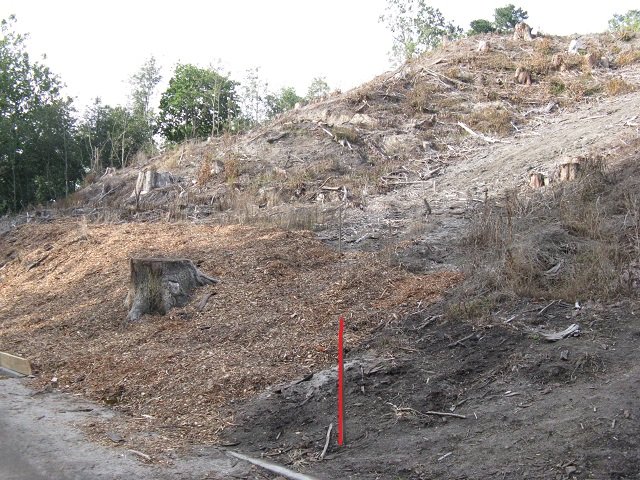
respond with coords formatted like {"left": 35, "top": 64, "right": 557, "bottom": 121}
{"left": 1, "top": 0, "right": 638, "bottom": 113}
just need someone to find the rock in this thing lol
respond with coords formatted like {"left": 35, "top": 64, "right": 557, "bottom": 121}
{"left": 477, "top": 40, "right": 490, "bottom": 53}
{"left": 568, "top": 38, "right": 582, "bottom": 54}
{"left": 210, "top": 160, "right": 225, "bottom": 176}
{"left": 513, "top": 22, "right": 533, "bottom": 41}
{"left": 349, "top": 113, "right": 378, "bottom": 128}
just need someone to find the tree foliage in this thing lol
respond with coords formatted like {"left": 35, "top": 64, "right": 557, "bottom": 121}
{"left": 306, "top": 77, "right": 331, "bottom": 100}
{"left": 469, "top": 19, "right": 496, "bottom": 35}
{"left": 493, "top": 4, "right": 528, "bottom": 32}
{"left": 608, "top": 10, "right": 640, "bottom": 33}
{"left": 240, "top": 67, "right": 269, "bottom": 127}
{"left": 379, "top": 0, "right": 462, "bottom": 62}
{"left": 77, "top": 98, "right": 149, "bottom": 171}
{"left": 0, "top": 16, "right": 83, "bottom": 212}
{"left": 157, "top": 64, "right": 239, "bottom": 142}
{"left": 129, "top": 56, "right": 162, "bottom": 149}
{"left": 265, "top": 87, "right": 302, "bottom": 118}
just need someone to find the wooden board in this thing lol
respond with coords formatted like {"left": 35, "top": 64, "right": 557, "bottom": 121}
{"left": 0, "top": 351, "right": 32, "bottom": 376}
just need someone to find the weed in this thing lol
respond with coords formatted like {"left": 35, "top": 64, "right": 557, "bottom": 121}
{"left": 535, "top": 37, "right": 554, "bottom": 55}
{"left": 224, "top": 155, "right": 240, "bottom": 184}
{"left": 605, "top": 77, "right": 636, "bottom": 96}
{"left": 408, "top": 82, "right": 441, "bottom": 113}
{"left": 331, "top": 126, "right": 360, "bottom": 144}
{"left": 447, "top": 296, "right": 497, "bottom": 320}
{"left": 615, "top": 49, "right": 640, "bottom": 66}
{"left": 467, "top": 107, "right": 514, "bottom": 136}
{"left": 548, "top": 77, "right": 566, "bottom": 95}
{"left": 197, "top": 156, "right": 213, "bottom": 186}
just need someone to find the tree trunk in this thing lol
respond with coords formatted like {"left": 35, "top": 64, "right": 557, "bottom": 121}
{"left": 125, "top": 258, "right": 219, "bottom": 322}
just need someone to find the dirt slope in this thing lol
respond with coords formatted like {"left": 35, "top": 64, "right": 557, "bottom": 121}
{"left": 1, "top": 32, "right": 640, "bottom": 479}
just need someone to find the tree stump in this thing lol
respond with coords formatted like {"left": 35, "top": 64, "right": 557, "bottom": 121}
{"left": 558, "top": 162, "right": 580, "bottom": 182}
{"left": 125, "top": 258, "right": 219, "bottom": 322}
{"left": 132, "top": 169, "right": 174, "bottom": 197}
{"left": 529, "top": 172, "right": 546, "bottom": 188}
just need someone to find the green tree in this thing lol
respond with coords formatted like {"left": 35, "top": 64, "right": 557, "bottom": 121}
{"left": 379, "top": 0, "right": 462, "bottom": 62}
{"left": 306, "top": 77, "right": 330, "bottom": 100}
{"left": 469, "top": 19, "right": 496, "bottom": 35}
{"left": 265, "top": 87, "right": 303, "bottom": 118}
{"left": 493, "top": 4, "right": 528, "bottom": 32}
{"left": 157, "top": 64, "right": 239, "bottom": 142}
{"left": 129, "top": 56, "right": 162, "bottom": 150}
{"left": 608, "top": 10, "right": 640, "bottom": 33}
{"left": 240, "top": 67, "right": 269, "bottom": 127}
{"left": 0, "top": 16, "right": 83, "bottom": 212}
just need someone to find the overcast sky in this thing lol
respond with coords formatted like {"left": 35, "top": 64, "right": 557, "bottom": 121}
{"left": 1, "top": 0, "right": 638, "bottom": 112}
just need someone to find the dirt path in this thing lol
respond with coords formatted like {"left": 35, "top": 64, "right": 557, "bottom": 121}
{"left": 0, "top": 377, "right": 253, "bottom": 479}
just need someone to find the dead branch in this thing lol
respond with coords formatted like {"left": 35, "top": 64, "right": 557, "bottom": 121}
{"left": 320, "top": 423, "right": 333, "bottom": 460}
{"left": 448, "top": 332, "right": 476, "bottom": 348}
{"left": 388, "top": 402, "right": 466, "bottom": 419}
{"left": 425, "top": 410, "right": 467, "bottom": 419}
{"left": 457, "top": 122, "right": 506, "bottom": 144}
{"left": 128, "top": 449, "right": 151, "bottom": 461}
{"left": 228, "top": 451, "right": 319, "bottom": 480}
{"left": 196, "top": 292, "right": 215, "bottom": 312}
{"left": 27, "top": 254, "right": 49, "bottom": 271}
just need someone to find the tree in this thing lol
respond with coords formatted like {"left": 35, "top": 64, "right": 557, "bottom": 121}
{"left": 608, "top": 10, "right": 640, "bottom": 33}
{"left": 493, "top": 4, "right": 528, "bottom": 32}
{"left": 265, "top": 87, "right": 303, "bottom": 118}
{"left": 306, "top": 77, "right": 330, "bottom": 100}
{"left": 240, "top": 67, "right": 269, "bottom": 126}
{"left": 129, "top": 56, "right": 162, "bottom": 150}
{"left": 469, "top": 19, "right": 496, "bottom": 35}
{"left": 157, "top": 64, "right": 239, "bottom": 142}
{"left": 379, "top": 0, "right": 462, "bottom": 62}
{"left": 0, "top": 16, "right": 83, "bottom": 212}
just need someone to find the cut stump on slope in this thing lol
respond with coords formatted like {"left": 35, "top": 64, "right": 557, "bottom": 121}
{"left": 125, "top": 258, "right": 219, "bottom": 322}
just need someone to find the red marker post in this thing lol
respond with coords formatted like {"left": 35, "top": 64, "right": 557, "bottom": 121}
{"left": 337, "top": 316, "right": 345, "bottom": 446}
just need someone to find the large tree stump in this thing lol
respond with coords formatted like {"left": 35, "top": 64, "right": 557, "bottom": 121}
{"left": 132, "top": 169, "right": 174, "bottom": 197}
{"left": 125, "top": 258, "right": 219, "bottom": 322}
{"left": 558, "top": 162, "right": 580, "bottom": 182}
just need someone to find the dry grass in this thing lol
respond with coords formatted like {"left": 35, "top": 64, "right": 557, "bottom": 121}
{"left": 605, "top": 77, "right": 637, "bottom": 96}
{"left": 467, "top": 106, "right": 514, "bottom": 136}
{"left": 462, "top": 153, "right": 638, "bottom": 301}
{"left": 615, "top": 49, "right": 640, "bottom": 67}
{"left": 407, "top": 82, "right": 441, "bottom": 113}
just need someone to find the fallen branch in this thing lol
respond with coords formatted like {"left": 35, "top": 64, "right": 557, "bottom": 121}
{"left": 228, "top": 451, "right": 319, "bottom": 480}
{"left": 457, "top": 122, "right": 507, "bottom": 144}
{"left": 448, "top": 333, "right": 475, "bottom": 348}
{"left": 416, "top": 315, "right": 442, "bottom": 330}
{"left": 388, "top": 403, "right": 466, "bottom": 419}
{"left": 320, "top": 423, "right": 333, "bottom": 460}
{"left": 196, "top": 292, "right": 216, "bottom": 312}
{"left": 128, "top": 449, "right": 151, "bottom": 461}
{"left": 537, "top": 300, "right": 557, "bottom": 315}
{"left": 538, "top": 323, "right": 581, "bottom": 342}
{"left": 425, "top": 410, "right": 467, "bottom": 419}
{"left": 27, "top": 254, "right": 49, "bottom": 271}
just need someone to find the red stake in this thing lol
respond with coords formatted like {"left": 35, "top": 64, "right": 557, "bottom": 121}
{"left": 337, "top": 316, "right": 345, "bottom": 446}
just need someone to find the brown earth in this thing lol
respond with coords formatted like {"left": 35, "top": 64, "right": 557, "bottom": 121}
{"left": 1, "top": 32, "right": 640, "bottom": 479}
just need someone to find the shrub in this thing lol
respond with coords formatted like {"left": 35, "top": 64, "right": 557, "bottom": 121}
{"left": 467, "top": 107, "right": 513, "bottom": 136}
{"left": 605, "top": 77, "right": 635, "bottom": 96}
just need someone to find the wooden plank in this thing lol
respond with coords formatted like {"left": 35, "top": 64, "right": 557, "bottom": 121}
{"left": 0, "top": 351, "right": 32, "bottom": 376}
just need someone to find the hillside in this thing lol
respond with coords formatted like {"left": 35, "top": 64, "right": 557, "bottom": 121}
{"left": 1, "top": 32, "right": 640, "bottom": 479}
